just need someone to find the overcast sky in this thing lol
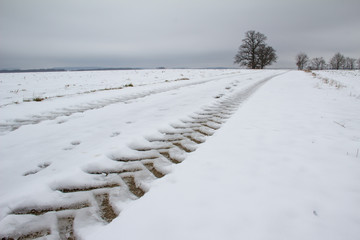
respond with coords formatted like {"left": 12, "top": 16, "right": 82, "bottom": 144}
{"left": 0, "top": 0, "right": 359, "bottom": 69}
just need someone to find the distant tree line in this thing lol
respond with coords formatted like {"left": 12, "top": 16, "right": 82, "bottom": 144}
{"left": 295, "top": 52, "right": 360, "bottom": 70}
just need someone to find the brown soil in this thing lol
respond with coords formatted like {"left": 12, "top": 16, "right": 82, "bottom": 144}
{"left": 95, "top": 193, "right": 118, "bottom": 223}
{"left": 193, "top": 129, "right": 213, "bottom": 136}
{"left": 172, "top": 142, "right": 194, "bottom": 153}
{"left": 183, "top": 135, "right": 204, "bottom": 144}
{"left": 201, "top": 123, "right": 220, "bottom": 130}
{"left": 57, "top": 183, "right": 120, "bottom": 193}
{"left": 58, "top": 215, "right": 76, "bottom": 240}
{"left": 122, "top": 176, "right": 145, "bottom": 198}
{"left": 159, "top": 151, "right": 181, "bottom": 164}
{"left": 113, "top": 156, "right": 158, "bottom": 162}
{"left": 143, "top": 162, "right": 165, "bottom": 178}
{"left": 86, "top": 168, "right": 141, "bottom": 175}
{"left": 12, "top": 202, "right": 90, "bottom": 216}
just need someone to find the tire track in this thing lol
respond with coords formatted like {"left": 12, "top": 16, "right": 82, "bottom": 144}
{"left": 0, "top": 72, "right": 254, "bottom": 134}
{"left": 0, "top": 74, "right": 280, "bottom": 239}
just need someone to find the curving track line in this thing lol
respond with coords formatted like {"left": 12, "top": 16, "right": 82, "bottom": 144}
{"left": 0, "top": 73, "right": 283, "bottom": 239}
{"left": 0, "top": 72, "right": 256, "bottom": 134}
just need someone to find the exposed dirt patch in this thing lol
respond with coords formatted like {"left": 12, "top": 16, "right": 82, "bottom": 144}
{"left": 143, "top": 162, "right": 165, "bottom": 178}
{"left": 57, "top": 183, "right": 120, "bottom": 193}
{"left": 201, "top": 123, "right": 220, "bottom": 130}
{"left": 95, "top": 193, "right": 118, "bottom": 223}
{"left": 23, "top": 162, "right": 51, "bottom": 176}
{"left": 130, "top": 145, "right": 172, "bottom": 151}
{"left": 147, "top": 137, "right": 184, "bottom": 143}
{"left": 86, "top": 168, "right": 142, "bottom": 175}
{"left": 207, "top": 118, "right": 223, "bottom": 125}
{"left": 172, "top": 142, "right": 194, "bottom": 153}
{"left": 58, "top": 215, "right": 76, "bottom": 240}
{"left": 193, "top": 128, "right": 213, "bottom": 136}
{"left": 112, "top": 156, "right": 158, "bottom": 162}
{"left": 19, "top": 229, "right": 51, "bottom": 240}
{"left": 122, "top": 176, "right": 145, "bottom": 198}
{"left": 12, "top": 202, "right": 90, "bottom": 215}
{"left": 70, "top": 141, "right": 81, "bottom": 146}
{"left": 183, "top": 135, "right": 204, "bottom": 144}
{"left": 159, "top": 151, "right": 181, "bottom": 164}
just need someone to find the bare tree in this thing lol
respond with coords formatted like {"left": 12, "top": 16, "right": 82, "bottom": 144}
{"left": 311, "top": 57, "right": 326, "bottom": 70}
{"left": 295, "top": 53, "right": 309, "bottom": 70}
{"left": 329, "top": 53, "right": 345, "bottom": 70}
{"left": 357, "top": 58, "right": 360, "bottom": 69}
{"left": 344, "top": 57, "right": 356, "bottom": 70}
{"left": 257, "top": 45, "right": 277, "bottom": 69}
{"left": 234, "top": 30, "right": 277, "bottom": 69}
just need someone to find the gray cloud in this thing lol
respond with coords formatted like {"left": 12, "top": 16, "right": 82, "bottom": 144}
{"left": 1, "top": 0, "right": 359, "bottom": 69}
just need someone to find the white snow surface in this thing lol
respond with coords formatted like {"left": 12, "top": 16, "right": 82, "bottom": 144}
{"left": 0, "top": 69, "right": 359, "bottom": 239}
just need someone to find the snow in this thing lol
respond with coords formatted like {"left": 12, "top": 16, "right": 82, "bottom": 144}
{"left": 312, "top": 70, "right": 360, "bottom": 100}
{"left": 86, "top": 70, "right": 360, "bottom": 240}
{"left": 0, "top": 69, "right": 359, "bottom": 239}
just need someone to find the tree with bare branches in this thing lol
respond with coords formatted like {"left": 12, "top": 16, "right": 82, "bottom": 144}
{"left": 295, "top": 53, "right": 309, "bottom": 70}
{"left": 329, "top": 53, "right": 345, "bottom": 70}
{"left": 311, "top": 57, "right": 326, "bottom": 70}
{"left": 344, "top": 57, "right": 356, "bottom": 70}
{"left": 234, "top": 30, "right": 277, "bottom": 69}
{"left": 258, "top": 45, "right": 277, "bottom": 69}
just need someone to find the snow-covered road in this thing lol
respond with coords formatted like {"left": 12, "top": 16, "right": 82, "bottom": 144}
{"left": 1, "top": 69, "right": 359, "bottom": 240}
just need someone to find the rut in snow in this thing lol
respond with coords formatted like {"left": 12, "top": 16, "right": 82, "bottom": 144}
{"left": 0, "top": 72, "right": 254, "bottom": 135}
{"left": 0, "top": 75, "right": 275, "bottom": 240}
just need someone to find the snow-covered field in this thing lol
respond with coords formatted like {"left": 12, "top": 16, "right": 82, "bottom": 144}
{"left": 0, "top": 69, "right": 359, "bottom": 239}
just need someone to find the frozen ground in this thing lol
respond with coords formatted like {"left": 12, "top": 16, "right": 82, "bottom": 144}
{"left": 0, "top": 69, "right": 359, "bottom": 239}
